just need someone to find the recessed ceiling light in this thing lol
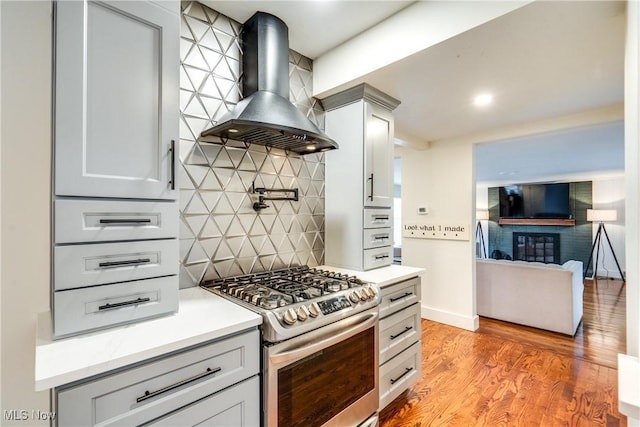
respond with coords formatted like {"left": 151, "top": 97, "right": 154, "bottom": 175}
{"left": 473, "top": 93, "right": 493, "bottom": 107}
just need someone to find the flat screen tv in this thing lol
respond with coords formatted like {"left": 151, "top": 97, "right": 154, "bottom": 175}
{"left": 498, "top": 183, "right": 572, "bottom": 219}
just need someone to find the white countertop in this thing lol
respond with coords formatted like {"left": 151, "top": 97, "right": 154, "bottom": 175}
{"left": 35, "top": 287, "right": 262, "bottom": 391}
{"left": 618, "top": 353, "right": 640, "bottom": 420}
{"left": 321, "top": 264, "right": 425, "bottom": 287}
{"left": 35, "top": 265, "right": 422, "bottom": 391}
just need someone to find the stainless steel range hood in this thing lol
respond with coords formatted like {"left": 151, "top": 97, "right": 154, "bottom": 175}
{"left": 198, "top": 12, "right": 338, "bottom": 155}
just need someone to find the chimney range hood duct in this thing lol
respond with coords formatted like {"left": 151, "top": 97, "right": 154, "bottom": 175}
{"left": 198, "top": 12, "right": 338, "bottom": 155}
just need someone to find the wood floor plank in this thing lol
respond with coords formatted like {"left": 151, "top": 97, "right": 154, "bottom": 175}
{"left": 379, "top": 279, "right": 627, "bottom": 426}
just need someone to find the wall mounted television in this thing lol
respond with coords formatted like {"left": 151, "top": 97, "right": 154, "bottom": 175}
{"left": 498, "top": 183, "right": 572, "bottom": 219}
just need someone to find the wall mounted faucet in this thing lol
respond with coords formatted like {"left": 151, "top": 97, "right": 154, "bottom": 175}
{"left": 251, "top": 181, "right": 299, "bottom": 211}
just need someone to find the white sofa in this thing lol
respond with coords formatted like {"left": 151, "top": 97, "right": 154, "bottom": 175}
{"left": 476, "top": 258, "right": 584, "bottom": 336}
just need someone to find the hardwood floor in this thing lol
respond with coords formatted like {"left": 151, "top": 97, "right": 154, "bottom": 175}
{"left": 379, "top": 279, "right": 627, "bottom": 426}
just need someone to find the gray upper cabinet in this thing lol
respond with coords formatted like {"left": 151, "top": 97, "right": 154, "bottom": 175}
{"left": 54, "top": 0, "right": 179, "bottom": 200}
{"left": 363, "top": 101, "right": 394, "bottom": 208}
{"left": 51, "top": 0, "right": 180, "bottom": 338}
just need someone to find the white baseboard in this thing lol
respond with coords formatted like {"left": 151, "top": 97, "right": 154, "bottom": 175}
{"left": 421, "top": 304, "right": 479, "bottom": 331}
{"left": 595, "top": 268, "right": 624, "bottom": 280}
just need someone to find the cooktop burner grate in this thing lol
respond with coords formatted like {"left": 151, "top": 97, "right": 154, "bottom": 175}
{"left": 202, "top": 265, "right": 367, "bottom": 308}
{"left": 200, "top": 265, "right": 380, "bottom": 343}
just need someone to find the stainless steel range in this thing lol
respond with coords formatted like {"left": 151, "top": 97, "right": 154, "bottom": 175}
{"left": 201, "top": 265, "right": 380, "bottom": 427}
{"left": 202, "top": 265, "right": 379, "bottom": 342}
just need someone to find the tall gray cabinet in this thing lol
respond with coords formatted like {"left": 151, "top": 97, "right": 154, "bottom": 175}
{"left": 323, "top": 84, "right": 400, "bottom": 271}
{"left": 52, "top": 0, "right": 180, "bottom": 337}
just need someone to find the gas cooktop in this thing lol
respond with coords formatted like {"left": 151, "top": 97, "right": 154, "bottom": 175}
{"left": 201, "top": 265, "right": 380, "bottom": 342}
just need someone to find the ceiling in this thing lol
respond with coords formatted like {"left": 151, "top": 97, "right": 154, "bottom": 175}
{"left": 474, "top": 121, "right": 624, "bottom": 186}
{"left": 200, "top": 1, "right": 626, "bottom": 184}
{"left": 200, "top": 0, "right": 414, "bottom": 58}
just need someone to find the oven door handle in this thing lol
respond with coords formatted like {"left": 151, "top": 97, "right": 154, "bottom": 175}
{"left": 269, "top": 311, "right": 378, "bottom": 366}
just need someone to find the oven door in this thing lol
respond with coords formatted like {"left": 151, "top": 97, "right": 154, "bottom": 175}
{"left": 264, "top": 307, "right": 379, "bottom": 427}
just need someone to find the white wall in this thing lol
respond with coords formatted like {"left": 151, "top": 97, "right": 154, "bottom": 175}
{"left": 0, "top": 1, "right": 51, "bottom": 424}
{"left": 625, "top": 0, "right": 640, "bottom": 360}
{"left": 397, "top": 142, "right": 478, "bottom": 331}
{"left": 623, "top": 4, "right": 639, "bottom": 424}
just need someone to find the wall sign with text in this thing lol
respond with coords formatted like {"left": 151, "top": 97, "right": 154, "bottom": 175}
{"left": 403, "top": 223, "right": 470, "bottom": 241}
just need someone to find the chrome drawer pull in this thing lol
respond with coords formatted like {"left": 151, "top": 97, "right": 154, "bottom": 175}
{"left": 375, "top": 254, "right": 389, "bottom": 260}
{"left": 390, "top": 367, "right": 414, "bottom": 385}
{"left": 390, "top": 326, "right": 413, "bottom": 340}
{"left": 98, "top": 258, "right": 151, "bottom": 268}
{"left": 98, "top": 297, "right": 151, "bottom": 311}
{"left": 373, "top": 216, "right": 389, "bottom": 221}
{"left": 99, "top": 218, "right": 152, "bottom": 224}
{"left": 373, "top": 235, "right": 389, "bottom": 241}
{"left": 389, "top": 292, "right": 413, "bottom": 302}
{"left": 136, "top": 367, "right": 222, "bottom": 403}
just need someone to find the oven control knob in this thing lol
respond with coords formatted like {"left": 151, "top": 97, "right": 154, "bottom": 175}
{"left": 308, "top": 302, "right": 321, "bottom": 317}
{"left": 359, "top": 289, "right": 368, "bottom": 301}
{"left": 349, "top": 291, "right": 361, "bottom": 304}
{"left": 283, "top": 308, "right": 298, "bottom": 325}
{"left": 365, "top": 287, "right": 376, "bottom": 299}
{"left": 297, "top": 305, "right": 310, "bottom": 321}
{"left": 368, "top": 286, "right": 378, "bottom": 299}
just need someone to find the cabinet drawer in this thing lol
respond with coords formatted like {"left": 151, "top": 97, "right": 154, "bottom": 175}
{"left": 363, "top": 227, "right": 392, "bottom": 249}
{"left": 146, "top": 376, "right": 260, "bottom": 427}
{"left": 379, "top": 304, "right": 421, "bottom": 365}
{"left": 363, "top": 208, "right": 392, "bottom": 229}
{"left": 53, "top": 275, "right": 178, "bottom": 338}
{"left": 379, "top": 341, "right": 421, "bottom": 410}
{"left": 379, "top": 277, "right": 420, "bottom": 319}
{"left": 54, "top": 239, "right": 178, "bottom": 290}
{"left": 55, "top": 199, "right": 179, "bottom": 243}
{"left": 55, "top": 329, "right": 259, "bottom": 426}
{"left": 363, "top": 246, "right": 393, "bottom": 270}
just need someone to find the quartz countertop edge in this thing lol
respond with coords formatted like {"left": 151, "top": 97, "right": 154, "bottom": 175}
{"left": 35, "top": 287, "right": 262, "bottom": 391}
{"left": 618, "top": 353, "right": 640, "bottom": 420}
{"left": 320, "top": 264, "right": 425, "bottom": 287}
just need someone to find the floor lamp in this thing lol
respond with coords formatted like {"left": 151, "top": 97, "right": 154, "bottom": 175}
{"left": 584, "top": 209, "right": 625, "bottom": 283}
{"left": 476, "top": 210, "right": 489, "bottom": 258}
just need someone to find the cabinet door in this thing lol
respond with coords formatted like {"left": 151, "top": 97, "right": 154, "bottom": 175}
{"left": 363, "top": 102, "right": 394, "bottom": 208}
{"left": 55, "top": 1, "right": 178, "bottom": 200}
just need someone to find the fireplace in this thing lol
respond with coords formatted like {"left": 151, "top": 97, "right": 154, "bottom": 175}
{"left": 513, "top": 232, "right": 560, "bottom": 264}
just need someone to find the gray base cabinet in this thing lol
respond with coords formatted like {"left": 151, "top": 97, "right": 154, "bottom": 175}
{"left": 148, "top": 376, "right": 259, "bottom": 426}
{"left": 378, "top": 277, "right": 422, "bottom": 409}
{"left": 55, "top": 329, "right": 260, "bottom": 427}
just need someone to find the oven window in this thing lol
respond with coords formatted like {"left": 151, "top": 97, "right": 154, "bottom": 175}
{"left": 278, "top": 328, "right": 375, "bottom": 427}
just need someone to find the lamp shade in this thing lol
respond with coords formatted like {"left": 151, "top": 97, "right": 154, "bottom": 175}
{"left": 476, "top": 209, "right": 490, "bottom": 221}
{"left": 586, "top": 209, "right": 617, "bottom": 222}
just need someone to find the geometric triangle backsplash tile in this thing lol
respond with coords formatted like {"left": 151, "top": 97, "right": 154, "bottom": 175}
{"left": 179, "top": 2, "right": 326, "bottom": 288}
